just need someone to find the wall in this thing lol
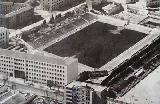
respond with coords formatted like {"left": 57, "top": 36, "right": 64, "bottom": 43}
{"left": 67, "top": 59, "right": 78, "bottom": 84}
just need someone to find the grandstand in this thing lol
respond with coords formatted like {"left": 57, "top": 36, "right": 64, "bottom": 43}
{"left": 22, "top": 13, "right": 97, "bottom": 49}
{"left": 101, "top": 35, "right": 160, "bottom": 98}
{"left": 140, "top": 16, "right": 160, "bottom": 28}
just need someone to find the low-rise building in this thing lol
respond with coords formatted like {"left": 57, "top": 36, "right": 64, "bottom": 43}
{"left": 65, "top": 81, "right": 107, "bottom": 104}
{"left": 127, "top": 2, "right": 149, "bottom": 15}
{"left": 0, "top": 27, "right": 9, "bottom": 48}
{"left": 102, "top": 3, "right": 123, "bottom": 15}
{"left": 0, "top": 2, "right": 34, "bottom": 29}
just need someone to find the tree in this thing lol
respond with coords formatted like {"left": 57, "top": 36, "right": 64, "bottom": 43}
{"left": 55, "top": 14, "right": 61, "bottom": 20}
{"left": 65, "top": 11, "right": 74, "bottom": 17}
{"left": 78, "top": 71, "right": 89, "bottom": 81}
{"left": 28, "top": 0, "right": 40, "bottom": 7}
{"left": 1, "top": 73, "right": 9, "bottom": 86}
{"left": 49, "top": 15, "right": 54, "bottom": 24}
{"left": 47, "top": 80, "right": 54, "bottom": 89}
{"left": 42, "top": 20, "right": 47, "bottom": 27}
{"left": 43, "top": 20, "right": 46, "bottom": 24}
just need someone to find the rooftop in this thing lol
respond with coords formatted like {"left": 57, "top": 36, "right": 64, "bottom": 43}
{"left": 1, "top": 37, "right": 76, "bottom": 65}
{"left": 66, "top": 81, "right": 106, "bottom": 92}
{"left": 0, "top": 27, "right": 8, "bottom": 33}
{"left": 102, "top": 3, "right": 119, "bottom": 11}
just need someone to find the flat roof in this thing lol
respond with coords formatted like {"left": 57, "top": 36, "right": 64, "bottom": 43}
{"left": 102, "top": 3, "right": 118, "bottom": 11}
{"left": 66, "top": 81, "right": 106, "bottom": 92}
{"left": 0, "top": 47, "right": 77, "bottom": 66}
{"left": 0, "top": 27, "right": 8, "bottom": 33}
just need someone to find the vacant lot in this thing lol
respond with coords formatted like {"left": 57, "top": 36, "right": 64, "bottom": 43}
{"left": 45, "top": 22, "right": 147, "bottom": 68}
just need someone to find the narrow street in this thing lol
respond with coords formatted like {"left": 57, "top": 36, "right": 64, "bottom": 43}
{"left": 0, "top": 78, "right": 64, "bottom": 103}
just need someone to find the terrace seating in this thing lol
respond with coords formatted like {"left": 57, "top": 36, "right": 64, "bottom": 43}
{"left": 63, "top": 24, "right": 76, "bottom": 33}
{"left": 0, "top": 91, "right": 13, "bottom": 102}
{"left": 29, "top": 14, "right": 94, "bottom": 49}
{"left": 72, "top": 18, "right": 87, "bottom": 27}
{"left": 81, "top": 13, "right": 96, "bottom": 22}
{"left": 102, "top": 36, "right": 160, "bottom": 97}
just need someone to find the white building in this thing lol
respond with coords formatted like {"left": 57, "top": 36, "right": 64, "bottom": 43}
{"left": 0, "top": 41, "right": 78, "bottom": 89}
{"left": 0, "top": 27, "right": 9, "bottom": 48}
{"left": 102, "top": 3, "right": 123, "bottom": 15}
{"left": 65, "top": 81, "right": 107, "bottom": 104}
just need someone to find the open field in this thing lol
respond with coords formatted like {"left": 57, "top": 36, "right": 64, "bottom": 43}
{"left": 45, "top": 22, "right": 147, "bottom": 68}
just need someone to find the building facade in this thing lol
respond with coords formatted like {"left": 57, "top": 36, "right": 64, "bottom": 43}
{"left": 40, "top": 0, "right": 82, "bottom": 11}
{"left": 0, "top": 48, "right": 78, "bottom": 89}
{"left": 0, "top": 2, "right": 34, "bottom": 29}
{"left": 0, "top": 27, "right": 9, "bottom": 48}
{"left": 65, "top": 81, "right": 107, "bottom": 104}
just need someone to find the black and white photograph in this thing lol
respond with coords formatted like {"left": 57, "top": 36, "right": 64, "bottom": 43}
{"left": 0, "top": 0, "right": 160, "bottom": 104}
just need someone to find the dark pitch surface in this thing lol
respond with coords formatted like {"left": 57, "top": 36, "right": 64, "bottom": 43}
{"left": 45, "top": 22, "right": 147, "bottom": 68}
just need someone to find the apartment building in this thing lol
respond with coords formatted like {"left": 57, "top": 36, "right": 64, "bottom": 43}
{"left": 0, "top": 2, "right": 34, "bottom": 29}
{"left": 0, "top": 42, "right": 78, "bottom": 89}
{"left": 40, "top": 0, "right": 81, "bottom": 11}
{"left": 65, "top": 81, "right": 107, "bottom": 104}
{"left": 0, "top": 2, "right": 26, "bottom": 15}
{"left": 0, "top": 27, "right": 9, "bottom": 48}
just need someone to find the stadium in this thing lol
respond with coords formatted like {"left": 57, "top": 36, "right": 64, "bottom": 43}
{"left": 44, "top": 21, "right": 147, "bottom": 68}
{"left": 21, "top": 7, "right": 160, "bottom": 98}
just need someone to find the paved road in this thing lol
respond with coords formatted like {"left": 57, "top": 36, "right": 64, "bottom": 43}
{"left": 0, "top": 79, "right": 64, "bottom": 103}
